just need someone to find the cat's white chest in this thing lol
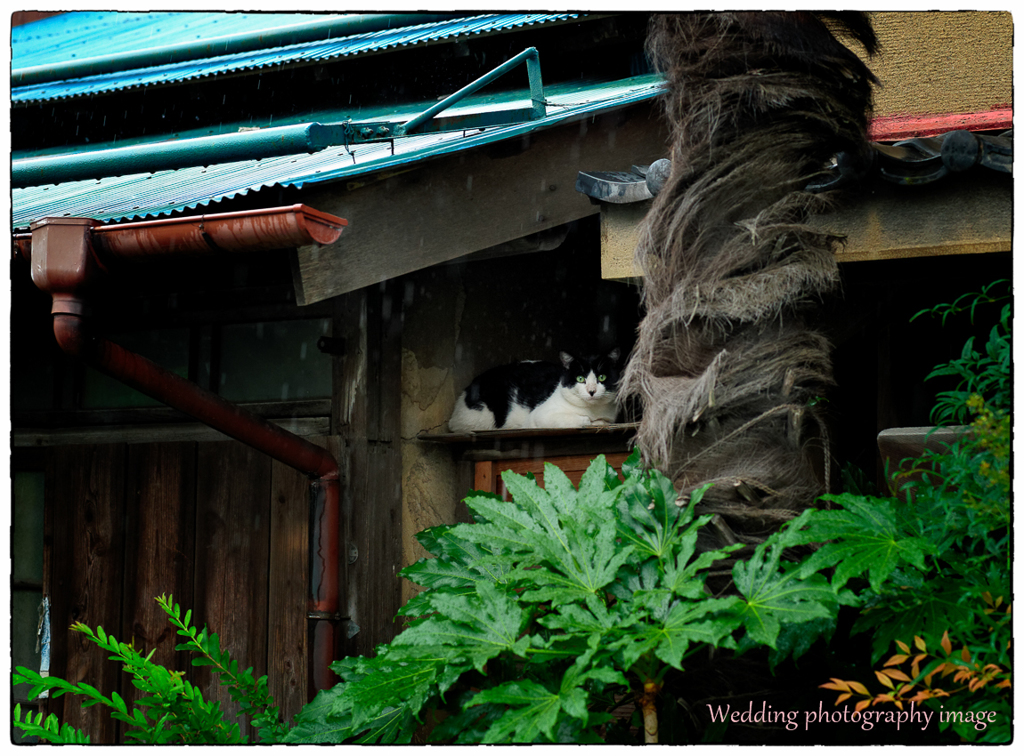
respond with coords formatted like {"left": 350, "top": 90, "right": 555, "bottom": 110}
{"left": 528, "top": 382, "right": 616, "bottom": 428}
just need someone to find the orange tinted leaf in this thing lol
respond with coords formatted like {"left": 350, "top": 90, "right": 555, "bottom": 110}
{"left": 875, "top": 670, "right": 895, "bottom": 690}
{"left": 995, "top": 679, "right": 1012, "bottom": 689}
{"left": 895, "top": 640, "right": 911, "bottom": 654}
{"left": 982, "top": 591, "right": 993, "bottom": 605}
{"left": 940, "top": 631, "right": 952, "bottom": 656}
{"left": 894, "top": 700, "right": 904, "bottom": 711}
{"left": 911, "top": 661, "right": 921, "bottom": 679}
{"left": 897, "top": 684, "right": 915, "bottom": 695}
{"left": 914, "top": 636, "right": 927, "bottom": 652}
{"left": 854, "top": 699, "right": 871, "bottom": 712}
{"left": 835, "top": 693, "right": 852, "bottom": 705}
{"left": 961, "top": 646, "right": 972, "bottom": 663}
{"left": 885, "top": 654, "right": 909, "bottom": 667}
{"left": 884, "top": 669, "right": 913, "bottom": 683}
{"left": 910, "top": 691, "right": 932, "bottom": 703}
{"left": 848, "top": 680, "right": 870, "bottom": 696}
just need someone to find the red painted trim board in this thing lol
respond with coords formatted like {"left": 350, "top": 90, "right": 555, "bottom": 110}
{"left": 869, "top": 108, "right": 1012, "bottom": 141}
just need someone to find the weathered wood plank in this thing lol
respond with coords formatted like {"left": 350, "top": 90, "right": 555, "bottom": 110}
{"left": 268, "top": 444, "right": 316, "bottom": 726}
{"left": 294, "top": 103, "right": 670, "bottom": 304}
{"left": 332, "top": 289, "right": 368, "bottom": 433}
{"left": 120, "top": 443, "right": 197, "bottom": 726}
{"left": 13, "top": 416, "right": 330, "bottom": 447}
{"left": 600, "top": 172, "right": 1012, "bottom": 280}
{"left": 333, "top": 280, "right": 405, "bottom": 658}
{"left": 48, "top": 444, "right": 126, "bottom": 744}
{"left": 473, "top": 460, "right": 495, "bottom": 493}
{"left": 193, "top": 440, "right": 273, "bottom": 742}
{"left": 13, "top": 398, "right": 332, "bottom": 431}
{"left": 342, "top": 440, "right": 404, "bottom": 658}
{"left": 493, "top": 452, "right": 631, "bottom": 499}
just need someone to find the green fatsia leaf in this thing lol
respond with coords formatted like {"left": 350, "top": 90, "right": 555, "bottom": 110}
{"left": 399, "top": 528, "right": 514, "bottom": 610}
{"left": 460, "top": 492, "right": 542, "bottom": 544}
{"left": 320, "top": 644, "right": 472, "bottom": 737}
{"left": 731, "top": 510, "right": 838, "bottom": 647}
{"left": 337, "top": 656, "right": 442, "bottom": 732}
{"left": 536, "top": 460, "right": 584, "bottom": 519}
{"left": 765, "top": 614, "right": 836, "bottom": 670}
{"left": 515, "top": 518, "right": 635, "bottom": 603}
{"left": 613, "top": 598, "right": 741, "bottom": 671}
{"left": 661, "top": 509, "right": 743, "bottom": 599}
{"left": 615, "top": 474, "right": 714, "bottom": 564}
{"left": 469, "top": 642, "right": 624, "bottom": 743}
{"left": 429, "top": 697, "right": 507, "bottom": 743}
{"left": 542, "top": 458, "right": 624, "bottom": 534}
{"left": 392, "top": 581, "right": 529, "bottom": 671}
{"left": 794, "top": 493, "right": 933, "bottom": 592}
{"left": 352, "top": 705, "right": 418, "bottom": 744}
{"left": 468, "top": 680, "right": 565, "bottom": 743}
{"left": 576, "top": 453, "right": 627, "bottom": 510}
{"left": 537, "top": 594, "right": 622, "bottom": 635}
{"left": 457, "top": 465, "right": 634, "bottom": 602}
{"left": 284, "top": 679, "right": 424, "bottom": 744}
{"left": 283, "top": 686, "right": 352, "bottom": 744}
{"left": 620, "top": 447, "right": 644, "bottom": 479}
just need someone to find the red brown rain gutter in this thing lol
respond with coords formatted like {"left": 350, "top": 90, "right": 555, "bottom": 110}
{"left": 19, "top": 204, "right": 347, "bottom": 696}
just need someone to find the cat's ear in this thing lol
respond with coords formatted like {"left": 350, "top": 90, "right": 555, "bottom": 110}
{"left": 607, "top": 347, "right": 621, "bottom": 362}
{"left": 559, "top": 351, "right": 574, "bottom": 369}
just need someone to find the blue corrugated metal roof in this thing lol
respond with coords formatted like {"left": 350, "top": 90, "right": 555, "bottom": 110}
{"left": 12, "top": 12, "right": 346, "bottom": 66}
{"left": 12, "top": 12, "right": 582, "bottom": 103}
{"left": 11, "top": 75, "right": 665, "bottom": 230}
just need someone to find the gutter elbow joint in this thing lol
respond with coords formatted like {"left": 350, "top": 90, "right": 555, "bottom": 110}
{"left": 52, "top": 305, "right": 92, "bottom": 358}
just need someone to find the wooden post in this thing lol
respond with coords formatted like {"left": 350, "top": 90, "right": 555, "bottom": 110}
{"left": 332, "top": 282, "right": 405, "bottom": 659}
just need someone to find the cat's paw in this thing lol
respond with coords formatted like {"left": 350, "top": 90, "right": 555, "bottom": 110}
{"left": 586, "top": 418, "right": 611, "bottom": 427}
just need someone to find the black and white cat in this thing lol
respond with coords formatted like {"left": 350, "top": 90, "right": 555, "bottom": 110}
{"left": 448, "top": 348, "right": 621, "bottom": 432}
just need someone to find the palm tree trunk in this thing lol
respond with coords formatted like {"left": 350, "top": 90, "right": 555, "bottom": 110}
{"left": 623, "top": 12, "right": 878, "bottom": 558}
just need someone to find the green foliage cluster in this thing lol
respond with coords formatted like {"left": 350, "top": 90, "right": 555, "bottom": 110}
{"left": 817, "top": 280, "right": 1012, "bottom": 743}
{"left": 13, "top": 595, "right": 285, "bottom": 744}
{"left": 285, "top": 456, "right": 847, "bottom": 744}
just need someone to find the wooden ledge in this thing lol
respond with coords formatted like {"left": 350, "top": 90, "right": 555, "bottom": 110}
{"left": 417, "top": 423, "right": 639, "bottom": 461}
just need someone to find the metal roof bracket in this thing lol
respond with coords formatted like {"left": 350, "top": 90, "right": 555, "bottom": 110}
{"left": 339, "top": 47, "right": 546, "bottom": 144}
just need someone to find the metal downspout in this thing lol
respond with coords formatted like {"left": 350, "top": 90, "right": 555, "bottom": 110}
{"left": 25, "top": 206, "right": 348, "bottom": 697}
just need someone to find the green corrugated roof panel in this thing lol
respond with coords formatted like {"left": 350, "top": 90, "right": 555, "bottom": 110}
{"left": 12, "top": 12, "right": 582, "bottom": 103}
{"left": 12, "top": 75, "right": 665, "bottom": 230}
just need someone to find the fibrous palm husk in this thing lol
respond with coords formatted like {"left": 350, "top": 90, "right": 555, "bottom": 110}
{"left": 623, "top": 12, "right": 877, "bottom": 558}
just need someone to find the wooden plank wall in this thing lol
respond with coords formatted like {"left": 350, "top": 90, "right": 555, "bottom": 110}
{"left": 120, "top": 442, "right": 196, "bottom": 713}
{"left": 39, "top": 436, "right": 335, "bottom": 743}
{"left": 192, "top": 441, "right": 273, "bottom": 741}
{"left": 333, "top": 283, "right": 405, "bottom": 659}
{"left": 47, "top": 444, "right": 126, "bottom": 744}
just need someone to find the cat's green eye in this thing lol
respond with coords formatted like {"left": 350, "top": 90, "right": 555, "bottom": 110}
{"left": 576, "top": 376, "right": 586, "bottom": 383}
{"left": 598, "top": 374, "right": 607, "bottom": 382}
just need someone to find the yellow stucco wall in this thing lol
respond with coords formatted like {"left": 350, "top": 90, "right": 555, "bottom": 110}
{"left": 861, "top": 11, "right": 1012, "bottom": 119}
